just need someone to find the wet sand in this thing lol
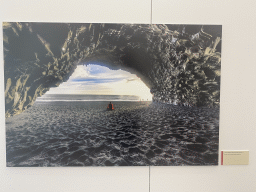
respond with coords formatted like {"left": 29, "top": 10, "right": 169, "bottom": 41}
{"left": 6, "top": 101, "right": 219, "bottom": 166}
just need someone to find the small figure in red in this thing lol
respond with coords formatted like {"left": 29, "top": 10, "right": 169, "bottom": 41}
{"left": 107, "top": 102, "right": 114, "bottom": 110}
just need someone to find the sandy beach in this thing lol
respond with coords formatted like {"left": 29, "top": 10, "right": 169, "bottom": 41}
{"left": 5, "top": 101, "right": 219, "bottom": 166}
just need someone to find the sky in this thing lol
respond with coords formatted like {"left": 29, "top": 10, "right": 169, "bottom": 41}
{"left": 45, "top": 64, "right": 152, "bottom": 100}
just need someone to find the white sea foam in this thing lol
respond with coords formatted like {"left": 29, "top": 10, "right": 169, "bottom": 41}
{"left": 36, "top": 99, "right": 141, "bottom": 102}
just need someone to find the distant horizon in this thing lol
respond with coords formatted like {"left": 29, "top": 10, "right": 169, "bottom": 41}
{"left": 43, "top": 93, "right": 150, "bottom": 96}
{"left": 36, "top": 94, "right": 152, "bottom": 102}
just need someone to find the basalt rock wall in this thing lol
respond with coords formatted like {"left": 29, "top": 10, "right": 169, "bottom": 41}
{"left": 3, "top": 22, "right": 221, "bottom": 118}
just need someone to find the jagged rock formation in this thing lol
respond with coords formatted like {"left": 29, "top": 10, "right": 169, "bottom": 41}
{"left": 3, "top": 22, "right": 221, "bottom": 118}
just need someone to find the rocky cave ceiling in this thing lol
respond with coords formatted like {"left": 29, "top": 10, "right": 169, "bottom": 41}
{"left": 3, "top": 22, "right": 221, "bottom": 118}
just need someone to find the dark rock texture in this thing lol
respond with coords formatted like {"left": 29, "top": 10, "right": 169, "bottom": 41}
{"left": 3, "top": 22, "right": 221, "bottom": 117}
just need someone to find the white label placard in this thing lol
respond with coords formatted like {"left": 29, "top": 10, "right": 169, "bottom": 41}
{"left": 221, "top": 151, "right": 249, "bottom": 165}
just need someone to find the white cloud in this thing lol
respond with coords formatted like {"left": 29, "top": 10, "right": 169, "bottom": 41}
{"left": 69, "top": 65, "right": 90, "bottom": 79}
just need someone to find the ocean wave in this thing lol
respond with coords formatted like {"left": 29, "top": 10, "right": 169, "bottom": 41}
{"left": 35, "top": 99, "right": 141, "bottom": 102}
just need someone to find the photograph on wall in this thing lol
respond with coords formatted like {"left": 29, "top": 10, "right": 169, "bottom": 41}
{"left": 3, "top": 22, "right": 221, "bottom": 166}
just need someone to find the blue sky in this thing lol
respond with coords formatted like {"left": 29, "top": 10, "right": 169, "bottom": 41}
{"left": 45, "top": 64, "right": 152, "bottom": 100}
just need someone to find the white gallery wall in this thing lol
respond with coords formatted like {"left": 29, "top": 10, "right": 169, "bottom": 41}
{"left": 0, "top": 1, "right": 255, "bottom": 192}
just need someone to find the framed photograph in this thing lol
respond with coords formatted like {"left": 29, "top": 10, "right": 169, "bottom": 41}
{"left": 4, "top": 22, "right": 221, "bottom": 166}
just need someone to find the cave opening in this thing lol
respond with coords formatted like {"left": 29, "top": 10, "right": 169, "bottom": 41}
{"left": 37, "top": 63, "right": 152, "bottom": 102}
